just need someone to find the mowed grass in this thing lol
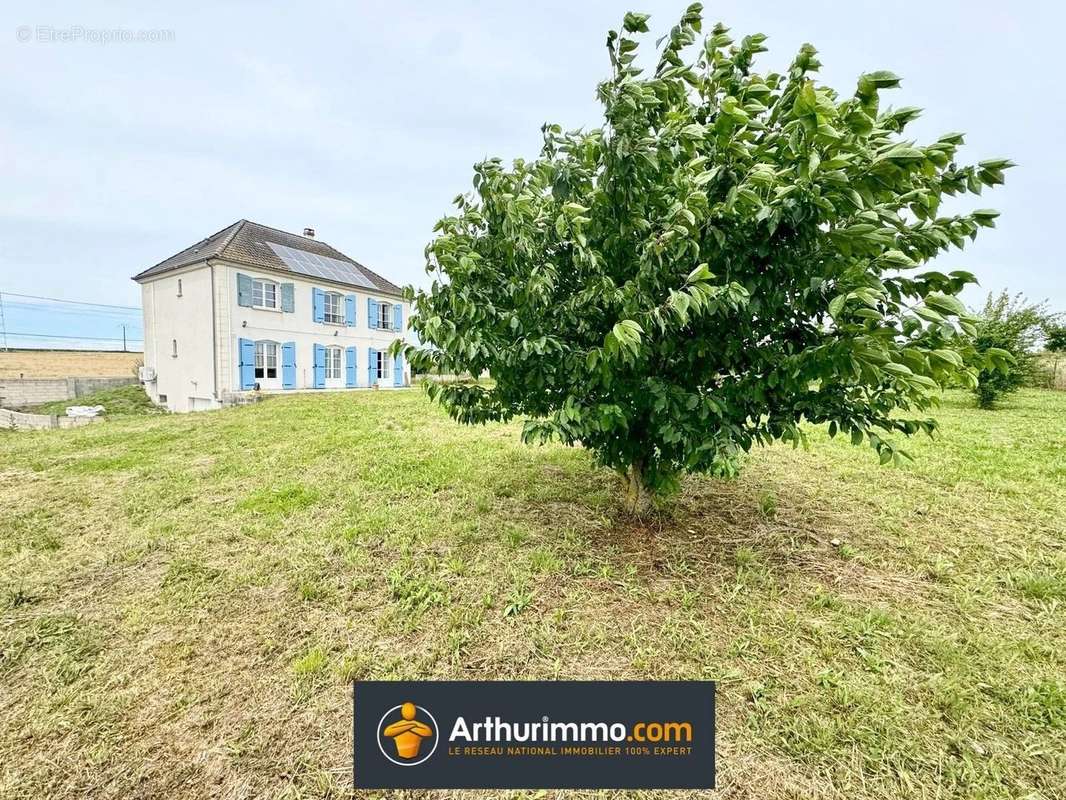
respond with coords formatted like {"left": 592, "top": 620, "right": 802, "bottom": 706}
{"left": 0, "top": 387, "right": 1063, "bottom": 799}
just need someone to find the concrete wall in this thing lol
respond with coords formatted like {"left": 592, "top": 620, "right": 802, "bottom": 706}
{"left": 138, "top": 258, "right": 413, "bottom": 413}
{"left": 0, "top": 376, "right": 136, "bottom": 408}
{"left": 0, "top": 407, "right": 100, "bottom": 430}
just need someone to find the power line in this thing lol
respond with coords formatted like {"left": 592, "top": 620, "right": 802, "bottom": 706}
{"left": 5, "top": 299, "right": 140, "bottom": 314}
{"left": 3, "top": 305, "right": 141, "bottom": 325}
{"left": 0, "top": 291, "right": 140, "bottom": 311}
{"left": 3, "top": 331, "right": 144, "bottom": 342}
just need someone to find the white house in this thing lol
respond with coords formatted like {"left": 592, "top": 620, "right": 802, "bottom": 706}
{"left": 133, "top": 219, "right": 412, "bottom": 413}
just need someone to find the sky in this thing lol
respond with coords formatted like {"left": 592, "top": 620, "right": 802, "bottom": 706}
{"left": 0, "top": 1, "right": 1060, "bottom": 348}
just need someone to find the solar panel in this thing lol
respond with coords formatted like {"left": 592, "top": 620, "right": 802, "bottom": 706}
{"left": 267, "top": 242, "right": 376, "bottom": 289}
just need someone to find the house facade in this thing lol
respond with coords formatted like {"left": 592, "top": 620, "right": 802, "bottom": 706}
{"left": 133, "top": 220, "right": 411, "bottom": 413}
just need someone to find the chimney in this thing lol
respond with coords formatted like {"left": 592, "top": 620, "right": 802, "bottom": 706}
{"left": 303, "top": 227, "right": 315, "bottom": 239}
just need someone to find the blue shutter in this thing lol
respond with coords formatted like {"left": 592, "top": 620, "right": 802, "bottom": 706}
{"left": 238, "top": 338, "right": 255, "bottom": 389}
{"left": 237, "top": 274, "right": 253, "bottom": 307}
{"left": 345, "top": 346, "right": 357, "bottom": 387}
{"left": 345, "top": 294, "right": 356, "bottom": 327}
{"left": 368, "top": 347, "right": 377, "bottom": 384}
{"left": 312, "top": 344, "right": 326, "bottom": 388}
{"left": 312, "top": 288, "right": 325, "bottom": 323}
{"left": 367, "top": 298, "right": 378, "bottom": 329}
{"left": 281, "top": 341, "right": 297, "bottom": 388}
{"left": 280, "top": 283, "right": 295, "bottom": 313}
{"left": 393, "top": 351, "right": 403, "bottom": 386}
{"left": 393, "top": 303, "right": 402, "bottom": 332}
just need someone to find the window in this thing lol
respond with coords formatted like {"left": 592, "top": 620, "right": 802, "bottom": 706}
{"left": 325, "top": 346, "right": 343, "bottom": 379}
{"left": 177, "top": 278, "right": 183, "bottom": 297}
{"left": 378, "top": 302, "right": 390, "bottom": 330}
{"left": 171, "top": 339, "right": 178, "bottom": 358}
{"left": 375, "top": 350, "right": 391, "bottom": 380}
{"left": 252, "top": 278, "right": 278, "bottom": 309}
{"left": 255, "top": 341, "right": 278, "bottom": 379}
{"left": 323, "top": 292, "right": 344, "bottom": 324}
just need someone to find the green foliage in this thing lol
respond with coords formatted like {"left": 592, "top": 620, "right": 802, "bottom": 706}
{"left": 400, "top": 4, "right": 1012, "bottom": 504}
{"left": 970, "top": 291, "right": 1057, "bottom": 408}
{"left": 1044, "top": 324, "right": 1066, "bottom": 353}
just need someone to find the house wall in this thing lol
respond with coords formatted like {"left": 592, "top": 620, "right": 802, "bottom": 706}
{"left": 138, "top": 258, "right": 412, "bottom": 413}
{"left": 215, "top": 261, "right": 411, "bottom": 395}
{"left": 140, "top": 265, "right": 218, "bottom": 413}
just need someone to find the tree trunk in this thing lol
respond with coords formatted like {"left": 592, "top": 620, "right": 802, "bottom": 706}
{"left": 623, "top": 461, "right": 654, "bottom": 517}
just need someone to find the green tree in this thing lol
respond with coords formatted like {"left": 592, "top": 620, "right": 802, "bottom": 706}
{"left": 971, "top": 292, "right": 1056, "bottom": 407}
{"left": 399, "top": 5, "right": 1013, "bottom": 512}
{"left": 1045, "top": 324, "right": 1066, "bottom": 353}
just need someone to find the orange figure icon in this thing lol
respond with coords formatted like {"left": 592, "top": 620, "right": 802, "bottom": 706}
{"left": 383, "top": 702, "right": 434, "bottom": 759}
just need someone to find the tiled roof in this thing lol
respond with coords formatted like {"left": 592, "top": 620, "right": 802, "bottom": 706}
{"left": 132, "top": 219, "right": 403, "bottom": 296}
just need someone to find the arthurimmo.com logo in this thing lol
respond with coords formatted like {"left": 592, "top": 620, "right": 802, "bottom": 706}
{"left": 355, "top": 681, "right": 715, "bottom": 789}
{"left": 376, "top": 701, "right": 439, "bottom": 766}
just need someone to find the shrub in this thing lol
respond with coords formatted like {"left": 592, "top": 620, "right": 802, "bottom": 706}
{"left": 970, "top": 292, "right": 1056, "bottom": 408}
{"left": 1044, "top": 324, "right": 1066, "bottom": 354}
{"left": 400, "top": 5, "right": 1012, "bottom": 511}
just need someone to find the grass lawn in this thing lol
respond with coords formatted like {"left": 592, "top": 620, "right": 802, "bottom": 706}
{"left": 22, "top": 384, "right": 164, "bottom": 417}
{"left": 1, "top": 387, "right": 1063, "bottom": 799}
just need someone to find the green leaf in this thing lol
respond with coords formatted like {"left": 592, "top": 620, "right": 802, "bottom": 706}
{"left": 882, "top": 362, "right": 913, "bottom": 376}
{"left": 914, "top": 306, "right": 946, "bottom": 324}
{"left": 858, "top": 70, "right": 901, "bottom": 96}
{"left": 925, "top": 293, "right": 966, "bottom": 316}
{"left": 622, "top": 12, "right": 650, "bottom": 33}
{"left": 828, "top": 294, "right": 847, "bottom": 319}
{"left": 686, "top": 263, "right": 714, "bottom": 283}
{"left": 930, "top": 349, "right": 964, "bottom": 367}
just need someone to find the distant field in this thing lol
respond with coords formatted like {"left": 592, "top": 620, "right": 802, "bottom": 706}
{"left": 0, "top": 389, "right": 1063, "bottom": 799}
{"left": 0, "top": 350, "right": 142, "bottom": 378}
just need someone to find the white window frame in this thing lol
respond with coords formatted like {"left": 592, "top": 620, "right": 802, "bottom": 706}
{"left": 325, "top": 346, "right": 343, "bottom": 380}
{"left": 255, "top": 341, "right": 278, "bottom": 380}
{"left": 252, "top": 278, "right": 279, "bottom": 310}
{"left": 378, "top": 301, "right": 390, "bottom": 330}
{"left": 375, "top": 350, "right": 391, "bottom": 380}
{"left": 323, "top": 292, "right": 345, "bottom": 325}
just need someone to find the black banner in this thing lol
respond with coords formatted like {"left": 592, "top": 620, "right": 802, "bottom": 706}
{"left": 353, "top": 680, "right": 715, "bottom": 789}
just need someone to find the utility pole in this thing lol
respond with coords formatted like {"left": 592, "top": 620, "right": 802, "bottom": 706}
{"left": 0, "top": 291, "right": 7, "bottom": 351}
{"left": 121, "top": 324, "right": 127, "bottom": 352}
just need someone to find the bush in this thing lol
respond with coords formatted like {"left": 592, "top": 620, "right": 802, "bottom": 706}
{"left": 970, "top": 292, "right": 1057, "bottom": 408}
